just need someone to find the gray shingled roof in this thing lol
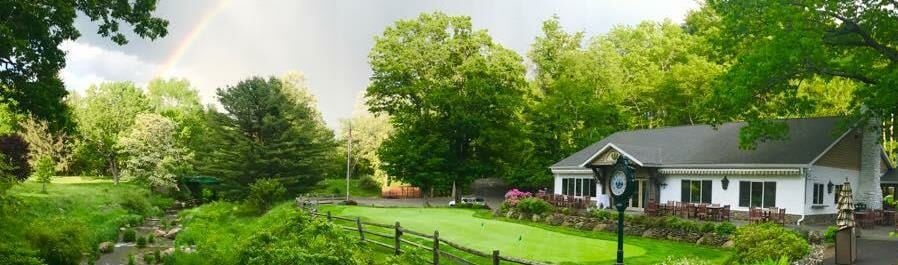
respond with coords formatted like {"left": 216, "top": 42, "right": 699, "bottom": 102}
{"left": 551, "top": 117, "right": 847, "bottom": 169}
{"left": 883, "top": 169, "right": 898, "bottom": 184}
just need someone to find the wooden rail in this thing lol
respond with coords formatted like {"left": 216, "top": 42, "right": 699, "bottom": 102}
{"left": 302, "top": 207, "right": 548, "bottom": 265}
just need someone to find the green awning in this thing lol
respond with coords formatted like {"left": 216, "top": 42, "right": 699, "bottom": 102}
{"left": 184, "top": 175, "right": 220, "bottom": 185}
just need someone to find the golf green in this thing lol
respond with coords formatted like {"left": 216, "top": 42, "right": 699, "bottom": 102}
{"left": 330, "top": 206, "right": 645, "bottom": 264}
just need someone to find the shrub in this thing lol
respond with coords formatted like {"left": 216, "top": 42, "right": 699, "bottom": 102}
{"left": 136, "top": 235, "right": 147, "bottom": 248}
{"left": 715, "top": 222, "right": 736, "bottom": 235}
{"left": 26, "top": 221, "right": 89, "bottom": 265}
{"left": 358, "top": 175, "right": 380, "bottom": 190}
{"left": 823, "top": 226, "right": 838, "bottom": 243}
{"left": 245, "top": 179, "right": 286, "bottom": 214}
{"left": 202, "top": 188, "right": 215, "bottom": 202}
{"left": 734, "top": 223, "right": 808, "bottom": 263}
{"left": 700, "top": 222, "right": 716, "bottom": 233}
{"left": 0, "top": 134, "right": 30, "bottom": 181}
{"left": 750, "top": 256, "right": 790, "bottom": 265}
{"left": 120, "top": 194, "right": 152, "bottom": 216}
{"left": 515, "top": 198, "right": 551, "bottom": 215}
{"left": 154, "top": 249, "right": 162, "bottom": 264}
{"left": 503, "top": 189, "right": 531, "bottom": 206}
{"left": 122, "top": 228, "right": 137, "bottom": 243}
{"left": 592, "top": 210, "right": 614, "bottom": 221}
{"left": 128, "top": 253, "right": 136, "bottom": 265}
{"left": 144, "top": 252, "right": 156, "bottom": 264}
{"left": 147, "top": 234, "right": 155, "bottom": 244}
{"left": 658, "top": 256, "right": 713, "bottom": 265}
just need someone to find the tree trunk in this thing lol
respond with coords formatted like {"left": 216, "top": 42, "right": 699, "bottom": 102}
{"left": 41, "top": 182, "right": 47, "bottom": 193}
{"left": 422, "top": 187, "right": 431, "bottom": 207}
{"left": 109, "top": 155, "right": 119, "bottom": 185}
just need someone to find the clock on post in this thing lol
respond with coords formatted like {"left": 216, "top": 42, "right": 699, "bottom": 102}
{"left": 609, "top": 155, "right": 635, "bottom": 265}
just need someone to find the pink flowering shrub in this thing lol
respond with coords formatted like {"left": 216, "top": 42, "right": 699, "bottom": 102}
{"left": 504, "top": 189, "right": 532, "bottom": 206}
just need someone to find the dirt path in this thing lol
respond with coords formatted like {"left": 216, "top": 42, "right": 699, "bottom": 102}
{"left": 92, "top": 208, "right": 185, "bottom": 265}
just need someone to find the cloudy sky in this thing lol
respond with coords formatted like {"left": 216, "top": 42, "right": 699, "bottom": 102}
{"left": 62, "top": 0, "right": 700, "bottom": 129}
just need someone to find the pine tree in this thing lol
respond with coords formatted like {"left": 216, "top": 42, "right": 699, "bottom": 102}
{"left": 203, "top": 77, "right": 335, "bottom": 198}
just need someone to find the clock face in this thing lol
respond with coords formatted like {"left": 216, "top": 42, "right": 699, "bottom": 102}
{"left": 610, "top": 170, "right": 627, "bottom": 196}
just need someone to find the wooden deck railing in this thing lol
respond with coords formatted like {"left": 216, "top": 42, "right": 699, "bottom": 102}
{"left": 300, "top": 206, "right": 548, "bottom": 265}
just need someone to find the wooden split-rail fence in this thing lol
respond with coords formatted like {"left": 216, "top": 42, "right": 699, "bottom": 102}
{"left": 297, "top": 204, "right": 547, "bottom": 265}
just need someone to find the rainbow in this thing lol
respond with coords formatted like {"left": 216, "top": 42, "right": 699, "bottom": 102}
{"left": 155, "top": 0, "right": 232, "bottom": 77}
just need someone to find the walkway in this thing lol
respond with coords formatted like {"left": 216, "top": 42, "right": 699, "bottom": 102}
{"left": 821, "top": 238, "right": 898, "bottom": 265}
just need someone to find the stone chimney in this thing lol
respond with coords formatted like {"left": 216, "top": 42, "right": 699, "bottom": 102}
{"left": 858, "top": 117, "right": 883, "bottom": 209}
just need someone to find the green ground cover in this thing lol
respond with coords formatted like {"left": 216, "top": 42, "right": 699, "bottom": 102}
{"left": 321, "top": 205, "right": 734, "bottom": 264}
{"left": 1, "top": 177, "right": 172, "bottom": 264}
{"left": 309, "top": 178, "right": 381, "bottom": 198}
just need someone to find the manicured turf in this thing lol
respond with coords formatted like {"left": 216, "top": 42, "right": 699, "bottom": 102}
{"left": 321, "top": 206, "right": 733, "bottom": 264}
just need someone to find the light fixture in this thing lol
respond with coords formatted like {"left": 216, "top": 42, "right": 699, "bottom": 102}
{"left": 721, "top": 176, "right": 730, "bottom": 190}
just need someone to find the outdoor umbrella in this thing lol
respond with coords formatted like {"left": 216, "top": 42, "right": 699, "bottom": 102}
{"left": 836, "top": 181, "right": 854, "bottom": 229}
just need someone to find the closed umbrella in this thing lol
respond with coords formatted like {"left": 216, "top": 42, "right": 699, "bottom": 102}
{"left": 836, "top": 182, "right": 854, "bottom": 229}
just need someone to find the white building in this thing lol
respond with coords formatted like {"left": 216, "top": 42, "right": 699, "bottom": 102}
{"left": 549, "top": 117, "right": 893, "bottom": 224}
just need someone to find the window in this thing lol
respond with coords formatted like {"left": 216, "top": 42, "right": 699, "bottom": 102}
{"left": 812, "top": 183, "right": 824, "bottom": 205}
{"left": 834, "top": 185, "right": 843, "bottom": 204}
{"left": 560, "top": 178, "right": 597, "bottom": 197}
{"left": 739, "top": 181, "right": 777, "bottom": 208}
{"left": 680, "top": 180, "right": 712, "bottom": 203}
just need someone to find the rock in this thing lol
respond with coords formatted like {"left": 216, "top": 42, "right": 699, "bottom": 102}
{"left": 98, "top": 241, "right": 114, "bottom": 253}
{"left": 721, "top": 240, "right": 735, "bottom": 248}
{"left": 592, "top": 223, "right": 608, "bottom": 231}
{"left": 162, "top": 247, "right": 175, "bottom": 256}
{"left": 153, "top": 229, "right": 167, "bottom": 237}
{"left": 531, "top": 214, "right": 541, "bottom": 223}
{"left": 164, "top": 227, "right": 181, "bottom": 239}
{"left": 807, "top": 231, "right": 823, "bottom": 245}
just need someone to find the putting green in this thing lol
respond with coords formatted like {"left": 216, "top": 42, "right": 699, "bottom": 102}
{"left": 332, "top": 206, "right": 645, "bottom": 264}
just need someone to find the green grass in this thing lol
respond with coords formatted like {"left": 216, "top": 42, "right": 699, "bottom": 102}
{"left": 309, "top": 178, "right": 381, "bottom": 198}
{"left": 320, "top": 206, "right": 734, "bottom": 264}
{"left": 1, "top": 177, "right": 172, "bottom": 262}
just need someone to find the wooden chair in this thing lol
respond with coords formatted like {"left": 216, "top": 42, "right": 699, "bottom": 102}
{"left": 748, "top": 207, "right": 764, "bottom": 224}
{"left": 721, "top": 205, "right": 731, "bottom": 221}
{"left": 645, "top": 200, "right": 659, "bottom": 217}
{"left": 695, "top": 204, "right": 709, "bottom": 220}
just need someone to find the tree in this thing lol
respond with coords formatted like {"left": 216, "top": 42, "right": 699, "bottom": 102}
{"left": 117, "top": 113, "right": 190, "bottom": 190}
{"left": 31, "top": 156, "right": 54, "bottom": 193}
{"left": 72, "top": 82, "right": 150, "bottom": 184}
{"left": 146, "top": 78, "right": 206, "bottom": 172}
{"left": 19, "top": 115, "right": 71, "bottom": 173}
{"left": 1, "top": 1, "right": 168, "bottom": 131}
{"left": 203, "top": 77, "right": 334, "bottom": 198}
{"left": 705, "top": 0, "right": 898, "bottom": 148}
{"left": 339, "top": 98, "right": 393, "bottom": 184}
{"left": 367, "top": 12, "right": 528, "bottom": 204}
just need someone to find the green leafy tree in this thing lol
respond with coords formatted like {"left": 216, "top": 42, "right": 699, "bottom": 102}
{"left": 705, "top": 0, "right": 898, "bottom": 148}
{"left": 339, "top": 97, "right": 393, "bottom": 184}
{"left": 71, "top": 82, "right": 150, "bottom": 183}
{"left": 146, "top": 78, "right": 207, "bottom": 172}
{"left": 0, "top": 1, "right": 168, "bottom": 131}
{"left": 203, "top": 77, "right": 334, "bottom": 198}
{"left": 367, "top": 12, "right": 528, "bottom": 204}
{"left": 31, "top": 156, "right": 55, "bottom": 193}
{"left": 19, "top": 115, "right": 71, "bottom": 173}
{"left": 117, "top": 113, "right": 190, "bottom": 190}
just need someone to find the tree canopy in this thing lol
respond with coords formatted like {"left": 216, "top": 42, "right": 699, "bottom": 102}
{"left": 706, "top": 0, "right": 898, "bottom": 148}
{"left": 0, "top": 0, "right": 168, "bottom": 131}
{"left": 367, "top": 12, "right": 528, "bottom": 203}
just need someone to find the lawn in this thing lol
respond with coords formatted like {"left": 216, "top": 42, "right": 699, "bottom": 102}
{"left": 321, "top": 205, "right": 733, "bottom": 264}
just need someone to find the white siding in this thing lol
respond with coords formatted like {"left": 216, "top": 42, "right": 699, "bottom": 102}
{"left": 659, "top": 174, "right": 806, "bottom": 215}
{"left": 806, "top": 166, "right": 860, "bottom": 215}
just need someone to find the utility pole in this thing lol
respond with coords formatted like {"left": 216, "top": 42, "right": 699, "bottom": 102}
{"left": 345, "top": 122, "right": 352, "bottom": 201}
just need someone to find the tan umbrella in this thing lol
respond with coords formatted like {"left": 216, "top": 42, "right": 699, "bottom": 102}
{"left": 836, "top": 182, "right": 854, "bottom": 228}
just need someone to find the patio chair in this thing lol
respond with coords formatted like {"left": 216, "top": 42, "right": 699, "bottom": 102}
{"left": 748, "top": 207, "right": 764, "bottom": 224}
{"left": 645, "top": 200, "right": 659, "bottom": 217}
{"left": 695, "top": 204, "right": 709, "bottom": 220}
{"left": 720, "top": 205, "right": 731, "bottom": 222}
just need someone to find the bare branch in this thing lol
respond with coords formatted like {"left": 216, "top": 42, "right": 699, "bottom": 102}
{"left": 804, "top": 61, "right": 877, "bottom": 85}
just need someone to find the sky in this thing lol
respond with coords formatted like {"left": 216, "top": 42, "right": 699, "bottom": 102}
{"left": 61, "top": 0, "right": 700, "bottom": 130}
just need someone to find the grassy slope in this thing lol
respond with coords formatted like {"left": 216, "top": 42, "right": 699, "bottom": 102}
{"left": 309, "top": 178, "right": 381, "bottom": 198}
{"left": 321, "top": 205, "right": 734, "bottom": 264}
{"left": 3, "top": 177, "right": 170, "bottom": 260}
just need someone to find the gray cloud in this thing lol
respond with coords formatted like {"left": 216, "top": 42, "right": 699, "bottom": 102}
{"left": 64, "top": 0, "right": 699, "bottom": 129}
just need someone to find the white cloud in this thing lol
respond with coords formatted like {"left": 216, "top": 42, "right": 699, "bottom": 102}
{"left": 58, "top": 41, "right": 162, "bottom": 93}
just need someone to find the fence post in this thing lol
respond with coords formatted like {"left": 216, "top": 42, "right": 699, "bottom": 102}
{"left": 356, "top": 217, "right": 365, "bottom": 242}
{"left": 327, "top": 211, "right": 332, "bottom": 222}
{"left": 492, "top": 250, "right": 500, "bottom": 265}
{"left": 394, "top": 221, "right": 402, "bottom": 255}
{"left": 432, "top": 231, "right": 440, "bottom": 265}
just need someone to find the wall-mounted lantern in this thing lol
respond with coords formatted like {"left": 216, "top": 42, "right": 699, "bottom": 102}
{"left": 721, "top": 176, "right": 730, "bottom": 190}
{"left": 828, "top": 181, "right": 834, "bottom": 194}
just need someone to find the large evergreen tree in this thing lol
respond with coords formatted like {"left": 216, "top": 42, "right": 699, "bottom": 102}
{"left": 204, "top": 77, "right": 334, "bottom": 197}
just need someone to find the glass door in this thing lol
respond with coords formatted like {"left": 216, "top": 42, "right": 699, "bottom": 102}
{"left": 630, "top": 179, "right": 647, "bottom": 209}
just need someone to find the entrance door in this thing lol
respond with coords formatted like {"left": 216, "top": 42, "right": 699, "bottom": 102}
{"left": 629, "top": 179, "right": 647, "bottom": 209}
